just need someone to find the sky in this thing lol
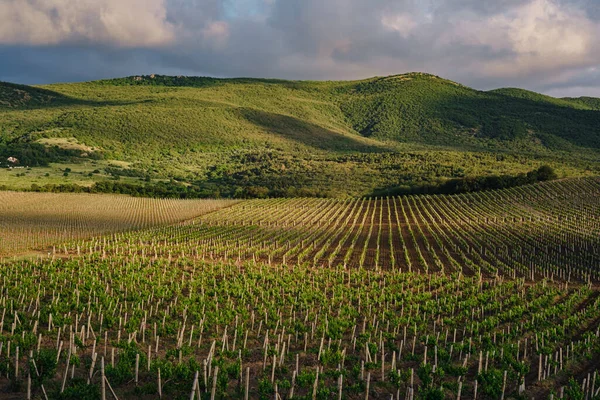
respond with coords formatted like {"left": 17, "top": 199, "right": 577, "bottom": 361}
{"left": 1, "top": 0, "right": 599, "bottom": 97}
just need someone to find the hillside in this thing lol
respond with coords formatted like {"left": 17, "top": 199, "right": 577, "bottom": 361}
{"left": 0, "top": 73, "right": 599, "bottom": 197}
{"left": 563, "top": 96, "right": 600, "bottom": 110}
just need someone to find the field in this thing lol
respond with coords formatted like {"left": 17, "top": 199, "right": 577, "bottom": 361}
{"left": 81, "top": 177, "right": 599, "bottom": 281}
{"left": 0, "top": 160, "right": 146, "bottom": 190}
{"left": 0, "top": 192, "right": 235, "bottom": 256}
{"left": 0, "top": 178, "right": 598, "bottom": 399}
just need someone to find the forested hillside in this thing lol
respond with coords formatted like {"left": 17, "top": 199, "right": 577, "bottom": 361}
{"left": 0, "top": 73, "right": 598, "bottom": 197}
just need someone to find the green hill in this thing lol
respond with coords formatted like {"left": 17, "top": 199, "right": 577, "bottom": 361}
{"left": 341, "top": 76, "right": 600, "bottom": 148}
{"left": 563, "top": 96, "right": 600, "bottom": 111}
{"left": 0, "top": 73, "right": 599, "bottom": 197}
{"left": 0, "top": 81, "right": 79, "bottom": 108}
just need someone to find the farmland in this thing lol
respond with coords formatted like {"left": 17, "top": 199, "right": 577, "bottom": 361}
{"left": 78, "top": 177, "right": 600, "bottom": 281}
{"left": 0, "top": 192, "right": 235, "bottom": 256}
{"left": 0, "top": 178, "right": 598, "bottom": 399}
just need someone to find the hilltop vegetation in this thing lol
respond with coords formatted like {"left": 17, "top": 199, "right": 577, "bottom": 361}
{"left": 564, "top": 96, "right": 600, "bottom": 110}
{"left": 0, "top": 73, "right": 599, "bottom": 197}
{"left": 342, "top": 76, "right": 600, "bottom": 148}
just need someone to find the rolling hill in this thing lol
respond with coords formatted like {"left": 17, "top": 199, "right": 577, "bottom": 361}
{"left": 0, "top": 73, "right": 599, "bottom": 197}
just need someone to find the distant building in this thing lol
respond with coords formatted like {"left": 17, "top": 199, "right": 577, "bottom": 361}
{"left": 7, "top": 157, "right": 18, "bottom": 164}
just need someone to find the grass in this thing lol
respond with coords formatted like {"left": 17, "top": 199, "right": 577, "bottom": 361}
{"left": 0, "top": 161, "right": 138, "bottom": 189}
{"left": 1, "top": 73, "right": 599, "bottom": 197}
{"left": 37, "top": 137, "right": 96, "bottom": 152}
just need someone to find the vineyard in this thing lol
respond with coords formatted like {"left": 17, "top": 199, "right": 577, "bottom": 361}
{"left": 0, "top": 178, "right": 598, "bottom": 399}
{"left": 75, "top": 177, "right": 600, "bottom": 281}
{"left": 0, "top": 192, "right": 235, "bottom": 256}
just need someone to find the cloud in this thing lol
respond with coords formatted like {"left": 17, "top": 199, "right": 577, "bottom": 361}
{"left": 0, "top": 0, "right": 174, "bottom": 47}
{"left": 381, "top": 13, "right": 418, "bottom": 38}
{"left": 0, "top": 0, "right": 599, "bottom": 97}
{"left": 201, "top": 21, "right": 230, "bottom": 48}
{"left": 447, "top": 0, "right": 599, "bottom": 78}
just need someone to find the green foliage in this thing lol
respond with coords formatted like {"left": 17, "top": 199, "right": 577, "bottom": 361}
{"left": 0, "top": 73, "right": 598, "bottom": 197}
{"left": 56, "top": 378, "right": 100, "bottom": 400}
{"left": 134, "top": 382, "right": 158, "bottom": 395}
{"left": 320, "top": 349, "right": 343, "bottom": 366}
{"left": 482, "top": 117, "right": 527, "bottom": 140}
{"left": 258, "top": 377, "right": 274, "bottom": 399}
{"left": 417, "top": 364, "right": 434, "bottom": 388}
{"left": 564, "top": 96, "right": 600, "bottom": 110}
{"left": 418, "top": 386, "right": 445, "bottom": 400}
{"left": 372, "top": 165, "right": 558, "bottom": 196}
{"left": 535, "top": 165, "right": 558, "bottom": 181}
{"left": 104, "top": 342, "right": 141, "bottom": 385}
{"left": 296, "top": 370, "right": 317, "bottom": 388}
{"left": 0, "top": 141, "right": 89, "bottom": 167}
{"left": 564, "top": 377, "right": 585, "bottom": 400}
{"left": 340, "top": 74, "right": 600, "bottom": 149}
{"left": 35, "top": 348, "right": 58, "bottom": 381}
{"left": 0, "top": 81, "right": 74, "bottom": 108}
{"left": 477, "top": 369, "right": 504, "bottom": 399}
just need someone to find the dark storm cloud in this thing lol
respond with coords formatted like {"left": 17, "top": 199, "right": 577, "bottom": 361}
{"left": 0, "top": 46, "right": 179, "bottom": 83}
{"left": 0, "top": 0, "right": 599, "bottom": 97}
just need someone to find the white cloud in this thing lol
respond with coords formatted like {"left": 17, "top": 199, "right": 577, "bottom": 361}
{"left": 448, "top": 0, "right": 599, "bottom": 78}
{"left": 381, "top": 13, "right": 417, "bottom": 38}
{"left": 504, "top": 0, "right": 591, "bottom": 57}
{"left": 0, "top": 0, "right": 174, "bottom": 47}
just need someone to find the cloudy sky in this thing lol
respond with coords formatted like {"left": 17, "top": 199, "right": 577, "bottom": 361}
{"left": 1, "top": 0, "right": 599, "bottom": 97}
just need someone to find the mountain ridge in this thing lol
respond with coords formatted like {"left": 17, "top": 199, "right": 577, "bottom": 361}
{"left": 0, "top": 73, "right": 599, "bottom": 197}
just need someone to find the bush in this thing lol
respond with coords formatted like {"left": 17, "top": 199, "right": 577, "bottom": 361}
{"left": 477, "top": 369, "right": 504, "bottom": 399}
{"left": 55, "top": 379, "right": 100, "bottom": 400}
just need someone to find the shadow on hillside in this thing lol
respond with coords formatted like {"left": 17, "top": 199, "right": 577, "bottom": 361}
{"left": 430, "top": 90, "right": 600, "bottom": 150}
{"left": 0, "top": 81, "right": 142, "bottom": 110}
{"left": 338, "top": 75, "right": 600, "bottom": 151}
{"left": 239, "top": 108, "right": 388, "bottom": 153}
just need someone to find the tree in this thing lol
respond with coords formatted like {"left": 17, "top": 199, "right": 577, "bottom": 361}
{"left": 535, "top": 165, "right": 558, "bottom": 181}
